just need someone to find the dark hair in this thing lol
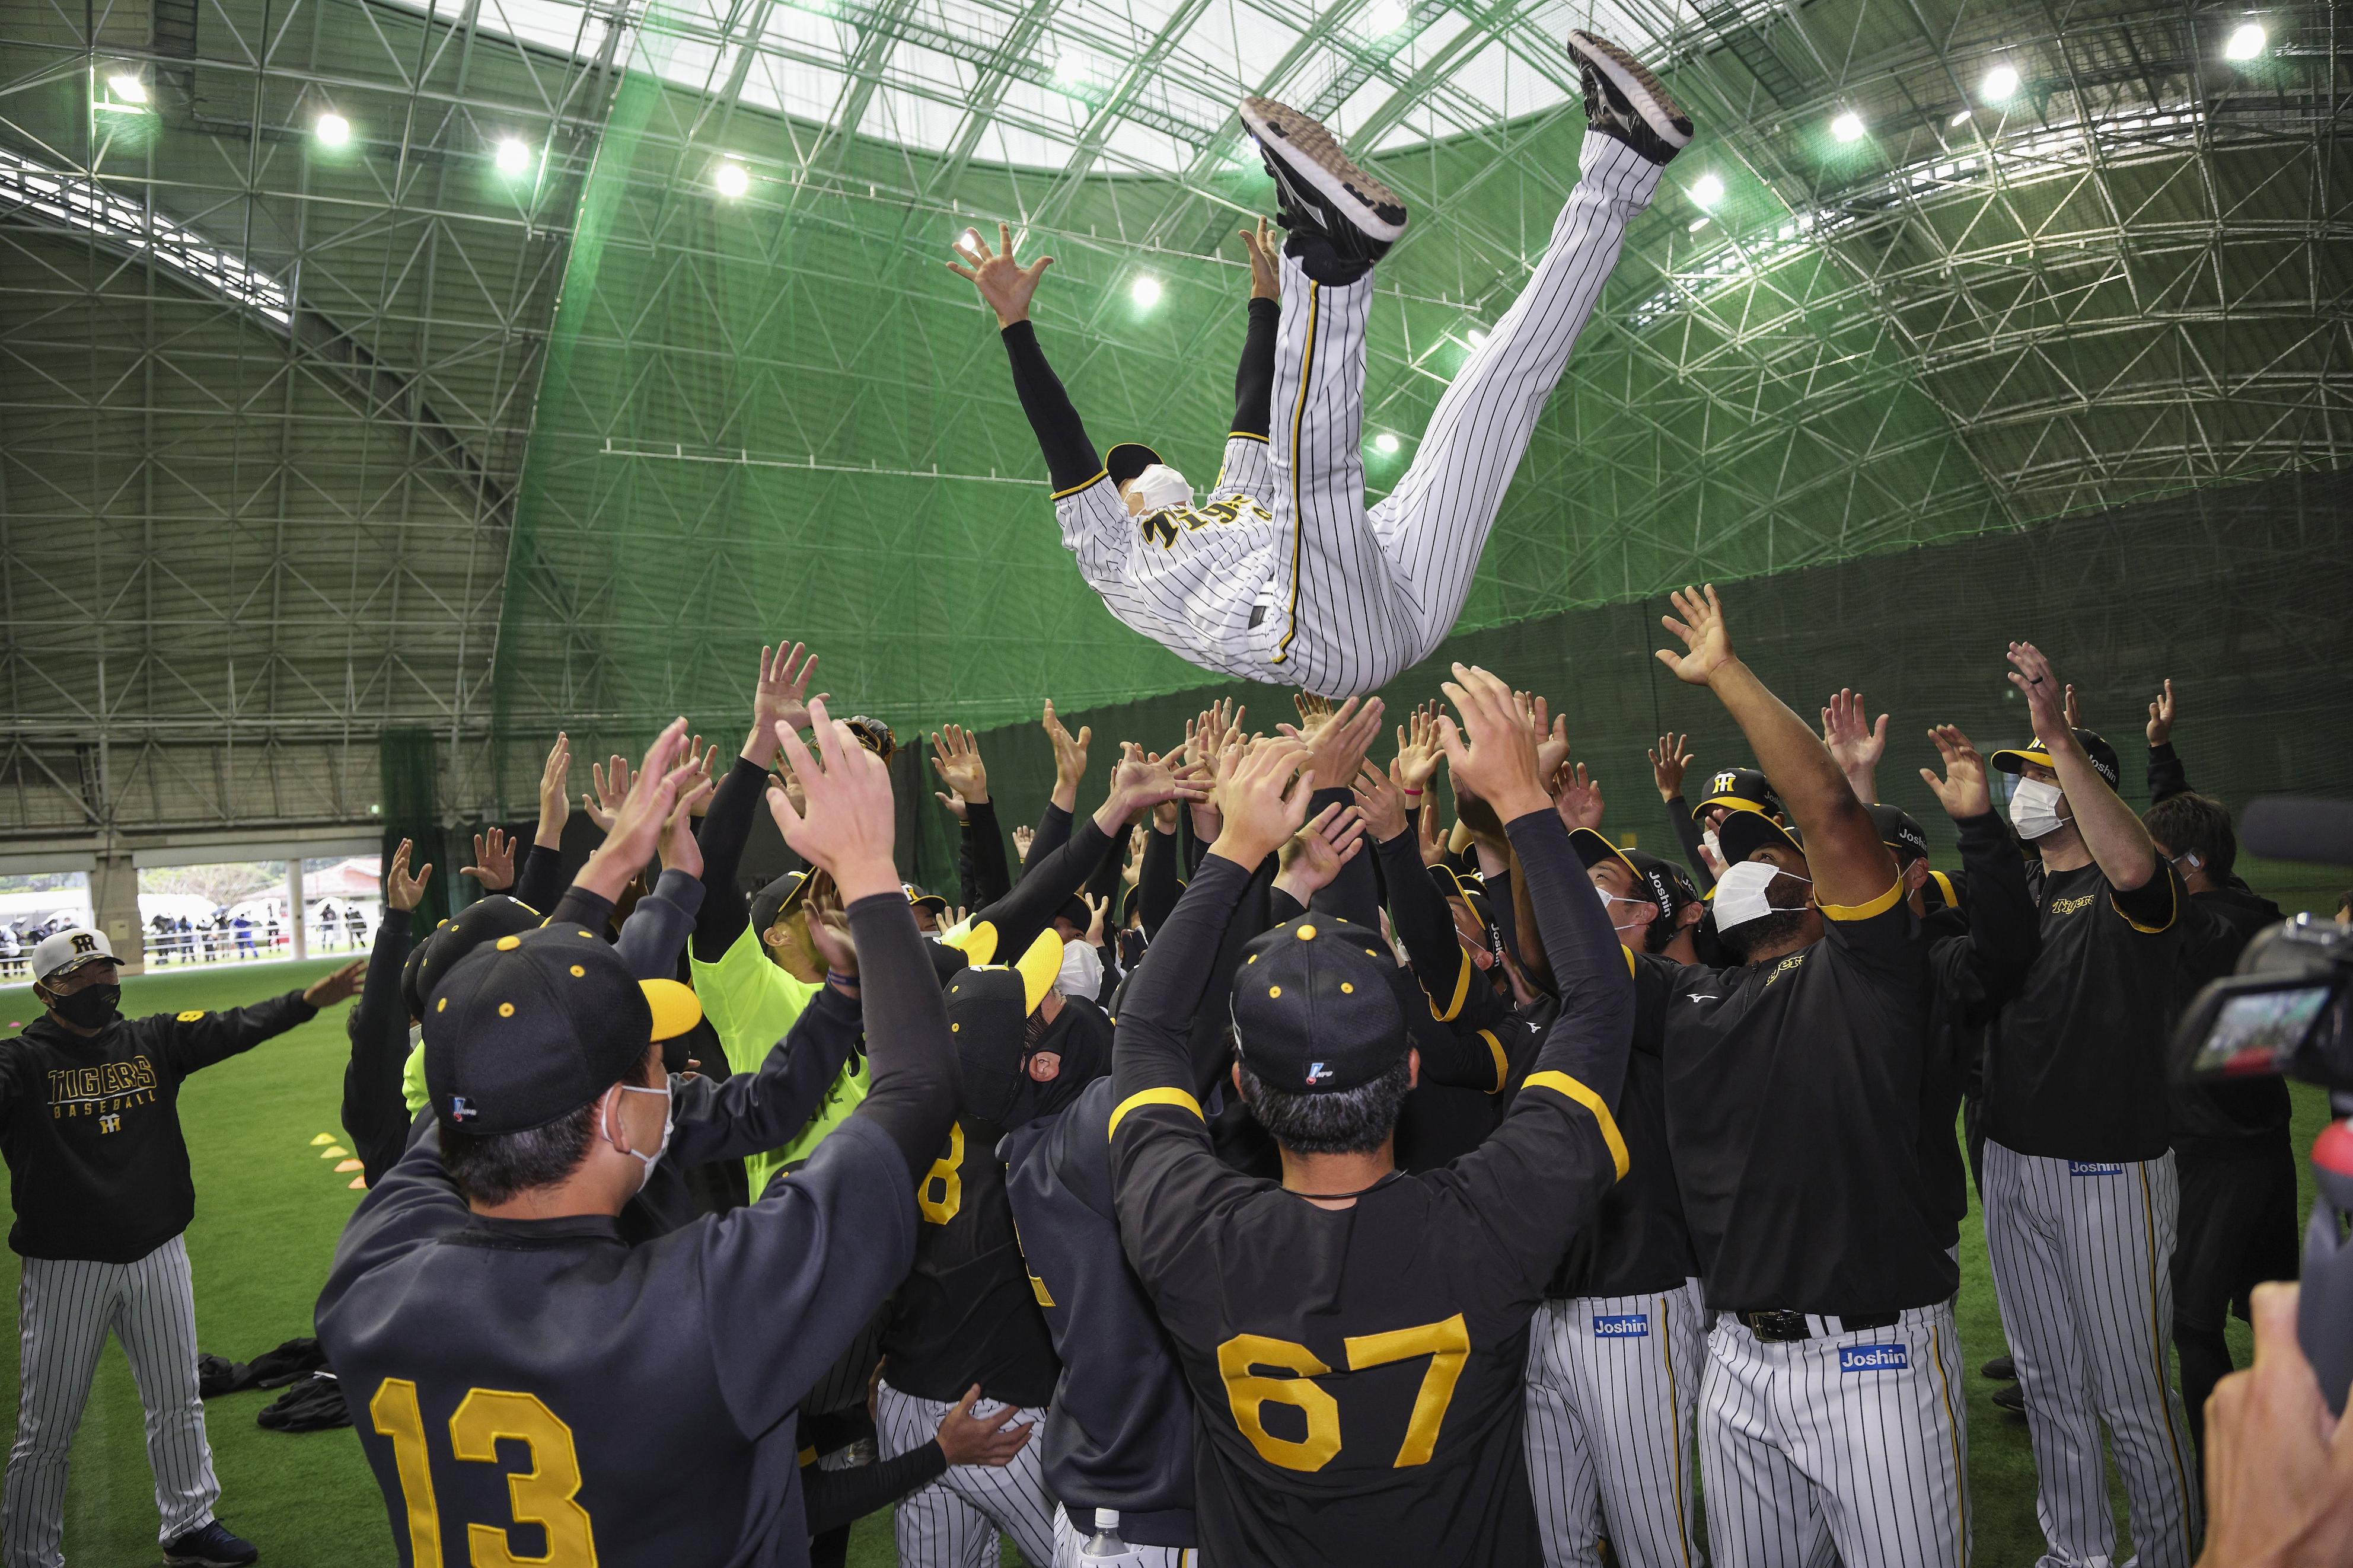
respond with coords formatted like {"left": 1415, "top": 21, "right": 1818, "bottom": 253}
{"left": 438, "top": 1103, "right": 598, "bottom": 1206}
{"left": 1720, "top": 906, "right": 1813, "bottom": 963}
{"left": 2144, "top": 791, "right": 2236, "bottom": 883}
{"left": 1235, "top": 1054, "right": 1413, "bottom": 1156}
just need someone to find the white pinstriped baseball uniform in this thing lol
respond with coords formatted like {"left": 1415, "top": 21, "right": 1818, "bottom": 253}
{"left": 876, "top": 1380, "right": 1057, "bottom": 1568}
{"left": 2, "top": 1238, "right": 219, "bottom": 1568}
{"left": 1524, "top": 1281, "right": 1708, "bottom": 1568}
{"left": 1057, "top": 131, "right": 1660, "bottom": 697}
{"left": 1700, "top": 1305, "right": 1972, "bottom": 1568}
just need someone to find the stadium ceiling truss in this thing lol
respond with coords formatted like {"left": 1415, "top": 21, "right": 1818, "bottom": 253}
{"left": 0, "top": 0, "right": 2345, "bottom": 838}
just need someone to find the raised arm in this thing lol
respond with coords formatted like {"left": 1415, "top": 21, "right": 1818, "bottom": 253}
{"left": 1231, "top": 218, "right": 1280, "bottom": 440}
{"left": 1656, "top": 585, "right": 1894, "bottom": 908}
{"left": 950, "top": 223, "right": 1101, "bottom": 493}
{"left": 1819, "top": 689, "right": 1889, "bottom": 804}
{"left": 694, "top": 641, "right": 820, "bottom": 962}
{"left": 766, "top": 702, "right": 958, "bottom": 1181}
{"left": 2008, "top": 641, "right": 2158, "bottom": 891}
{"left": 664, "top": 983, "right": 863, "bottom": 1168}
{"left": 1648, "top": 732, "right": 1717, "bottom": 889}
{"left": 1918, "top": 724, "right": 2038, "bottom": 1013}
{"left": 343, "top": 840, "right": 428, "bottom": 1184}
{"left": 2145, "top": 679, "right": 2189, "bottom": 804}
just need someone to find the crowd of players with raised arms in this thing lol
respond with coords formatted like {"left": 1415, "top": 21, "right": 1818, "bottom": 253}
{"left": 11, "top": 598, "right": 2353, "bottom": 1568}
{"left": 9, "top": 28, "right": 2353, "bottom": 1568}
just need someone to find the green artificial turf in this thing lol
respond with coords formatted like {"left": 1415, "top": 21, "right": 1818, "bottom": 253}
{"left": 0, "top": 959, "right": 2324, "bottom": 1566}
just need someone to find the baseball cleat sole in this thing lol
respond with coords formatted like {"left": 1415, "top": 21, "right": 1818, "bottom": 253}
{"left": 1239, "top": 97, "right": 1408, "bottom": 245}
{"left": 1566, "top": 30, "right": 1693, "bottom": 151}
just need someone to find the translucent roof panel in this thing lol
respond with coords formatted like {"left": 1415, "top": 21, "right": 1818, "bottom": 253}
{"left": 382, "top": 0, "right": 1678, "bottom": 171}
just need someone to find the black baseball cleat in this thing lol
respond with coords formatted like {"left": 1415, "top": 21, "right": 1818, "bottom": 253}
{"left": 1238, "top": 97, "right": 1407, "bottom": 267}
{"left": 1981, "top": 1352, "right": 2018, "bottom": 1381}
{"left": 1566, "top": 30, "right": 1693, "bottom": 165}
{"left": 163, "top": 1521, "right": 259, "bottom": 1566}
{"left": 1992, "top": 1382, "right": 2027, "bottom": 1415}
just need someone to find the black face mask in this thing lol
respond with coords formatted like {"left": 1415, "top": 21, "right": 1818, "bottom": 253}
{"left": 47, "top": 983, "right": 121, "bottom": 1030}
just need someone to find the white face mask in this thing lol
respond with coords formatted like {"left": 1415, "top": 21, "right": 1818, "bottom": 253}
{"left": 1702, "top": 826, "right": 1723, "bottom": 864}
{"left": 603, "top": 1081, "right": 674, "bottom": 1193}
{"left": 1714, "top": 859, "right": 1809, "bottom": 930}
{"left": 2008, "top": 777, "right": 2068, "bottom": 841}
{"left": 1056, "top": 940, "right": 1104, "bottom": 999}
{"left": 1129, "top": 464, "right": 1193, "bottom": 513}
{"left": 1590, "top": 879, "right": 1649, "bottom": 940}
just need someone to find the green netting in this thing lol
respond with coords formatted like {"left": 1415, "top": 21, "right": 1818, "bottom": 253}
{"left": 487, "top": 25, "right": 2344, "bottom": 825}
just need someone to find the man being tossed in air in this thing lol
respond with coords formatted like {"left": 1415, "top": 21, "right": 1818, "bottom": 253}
{"left": 1108, "top": 666, "right": 1634, "bottom": 1566}
{"left": 951, "top": 33, "right": 1692, "bottom": 697}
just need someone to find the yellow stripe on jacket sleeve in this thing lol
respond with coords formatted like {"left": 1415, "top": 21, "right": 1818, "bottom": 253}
{"left": 1523, "top": 1071, "right": 1630, "bottom": 1180}
{"left": 1820, "top": 879, "right": 1904, "bottom": 922}
{"left": 1051, "top": 468, "right": 1109, "bottom": 502}
{"left": 1109, "top": 1086, "right": 1204, "bottom": 1140}
{"left": 1429, "top": 949, "right": 1471, "bottom": 1023}
{"left": 1478, "top": 1030, "right": 1508, "bottom": 1095}
{"left": 2112, "top": 870, "right": 2177, "bottom": 934}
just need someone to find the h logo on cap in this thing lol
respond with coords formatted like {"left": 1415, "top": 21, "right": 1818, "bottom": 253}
{"left": 69, "top": 933, "right": 96, "bottom": 956}
{"left": 448, "top": 1096, "right": 478, "bottom": 1123}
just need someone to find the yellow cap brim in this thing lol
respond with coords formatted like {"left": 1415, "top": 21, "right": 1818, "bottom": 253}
{"left": 640, "top": 979, "right": 703, "bottom": 1042}
{"left": 1694, "top": 795, "right": 1772, "bottom": 820}
{"left": 1014, "top": 930, "right": 1064, "bottom": 1015}
{"left": 1989, "top": 746, "right": 2051, "bottom": 774}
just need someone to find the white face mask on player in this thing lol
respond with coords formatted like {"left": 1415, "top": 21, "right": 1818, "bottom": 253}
{"left": 602, "top": 1081, "right": 674, "bottom": 1194}
{"left": 1128, "top": 464, "right": 1193, "bottom": 513}
{"left": 1714, "top": 859, "right": 1809, "bottom": 930}
{"left": 2008, "top": 777, "right": 2068, "bottom": 842}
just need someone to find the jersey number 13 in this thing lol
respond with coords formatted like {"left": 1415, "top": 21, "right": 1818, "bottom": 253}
{"left": 369, "top": 1377, "right": 597, "bottom": 1566}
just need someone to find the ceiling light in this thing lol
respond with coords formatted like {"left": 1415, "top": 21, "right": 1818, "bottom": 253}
{"left": 495, "top": 138, "right": 532, "bottom": 174}
{"left": 713, "top": 159, "right": 750, "bottom": 198}
{"left": 1688, "top": 172, "right": 1724, "bottom": 209}
{"left": 314, "top": 112, "right": 350, "bottom": 148}
{"left": 1374, "top": 432, "right": 1400, "bottom": 455}
{"left": 1054, "top": 54, "right": 1089, "bottom": 85}
{"left": 1466, "top": 328, "right": 1488, "bottom": 349}
{"left": 1831, "top": 111, "right": 1865, "bottom": 142}
{"left": 956, "top": 226, "right": 983, "bottom": 256}
{"left": 2225, "top": 21, "right": 2266, "bottom": 59}
{"left": 1949, "top": 108, "right": 1973, "bottom": 126}
{"left": 1365, "top": 0, "right": 1409, "bottom": 36}
{"left": 1980, "top": 64, "right": 2019, "bottom": 101}
{"left": 1131, "top": 274, "right": 1161, "bottom": 308}
{"left": 107, "top": 73, "right": 147, "bottom": 104}
{"left": 1687, "top": 216, "right": 1709, "bottom": 233}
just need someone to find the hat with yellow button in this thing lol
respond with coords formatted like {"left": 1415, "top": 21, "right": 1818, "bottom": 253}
{"left": 1230, "top": 914, "right": 1405, "bottom": 1094}
{"left": 400, "top": 894, "right": 540, "bottom": 1022}
{"left": 423, "top": 925, "right": 701, "bottom": 1134}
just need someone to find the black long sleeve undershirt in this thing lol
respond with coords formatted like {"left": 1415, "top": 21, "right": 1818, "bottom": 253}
{"left": 1665, "top": 791, "right": 1717, "bottom": 892}
{"left": 801, "top": 1439, "right": 948, "bottom": 1535}
{"left": 342, "top": 910, "right": 416, "bottom": 1186}
{"left": 694, "top": 756, "right": 771, "bottom": 961}
{"left": 1002, "top": 321, "right": 1102, "bottom": 493}
{"left": 959, "top": 799, "right": 1013, "bottom": 911}
{"left": 845, "top": 893, "right": 960, "bottom": 1180}
{"left": 1231, "top": 296, "right": 1278, "bottom": 439}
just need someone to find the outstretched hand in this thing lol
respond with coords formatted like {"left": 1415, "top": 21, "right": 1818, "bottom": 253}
{"left": 1649, "top": 732, "right": 1691, "bottom": 800}
{"left": 1553, "top": 762, "right": 1605, "bottom": 832}
{"left": 935, "top": 1387, "right": 1035, "bottom": 1470}
{"left": 537, "top": 733, "right": 572, "bottom": 844}
{"left": 1918, "top": 724, "right": 1992, "bottom": 821}
{"left": 1238, "top": 217, "right": 1281, "bottom": 301}
{"left": 1820, "top": 689, "right": 1889, "bottom": 777}
{"left": 583, "top": 720, "right": 702, "bottom": 896}
{"left": 1655, "top": 583, "right": 1736, "bottom": 686}
{"left": 460, "top": 827, "right": 516, "bottom": 891}
{"left": 1436, "top": 665, "right": 1551, "bottom": 820}
{"left": 1393, "top": 701, "right": 1444, "bottom": 794}
{"left": 302, "top": 960, "right": 367, "bottom": 1010}
{"left": 930, "top": 725, "right": 989, "bottom": 806}
{"left": 384, "top": 838, "right": 433, "bottom": 914}
{"left": 2148, "top": 678, "right": 2176, "bottom": 746}
{"left": 747, "top": 641, "right": 823, "bottom": 765}
{"left": 2006, "top": 641, "right": 2072, "bottom": 751}
{"left": 1278, "top": 802, "right": 1367, "bottom": 903}
{"left": 948, "top": 222, "right": 1055, "bottom": 330}
{"left": 1209, "top": 739, "right": 1314, "bottom": 868}
{"left": 764, "top": 699, "right": 900, "bottom": 903}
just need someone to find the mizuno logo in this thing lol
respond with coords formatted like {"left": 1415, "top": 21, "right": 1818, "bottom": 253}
{"left": 1686, "top": 994, "right": 1718, "bottom": 1002}
{"left": 2068, "top": 1161, "right": 2124, "bottom": 1176}
{"left": 1593, "top": 1314, "right": 1649, "bottom": 1339}
{"left": 1839, "top": 1343, "right": 1909, "bottom": 1372}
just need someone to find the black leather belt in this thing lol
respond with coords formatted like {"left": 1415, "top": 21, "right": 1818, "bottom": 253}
{"left": 1733, "top": 1309, "right": 1902, "bottom": 1343}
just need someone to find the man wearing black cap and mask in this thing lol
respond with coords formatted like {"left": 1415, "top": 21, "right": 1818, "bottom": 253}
{"left": 320, "top": 709, "right": 959, "bottom": 1568}
{"left": 1647, "top": 586, "right": 1969, "bottom": 1567}
{"left": 1108, "top": 668, "right": 1634, "bottom": 1567}
{"left": 875, "top": 931, "right": 1105, "bottom": 1568}
{"left": 1979, "top": 643, "right": 2202, "bottom": 1568}
{"left": 1, "top": 930, "right": 362, "bottom": 1568}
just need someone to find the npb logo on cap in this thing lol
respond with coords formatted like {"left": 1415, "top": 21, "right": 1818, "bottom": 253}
{"left": 1593, "top": 1314, "right": 1649, "bottom": 1339}
{"left": 448, "top": 1096, "right": 479, "bottom": 1123}
{"left": 1305, "top": 1062, "right": 1334, "bottom": 1085}
{"left": 1839, "top": 1343, "right": 1910, "bottom": 1374}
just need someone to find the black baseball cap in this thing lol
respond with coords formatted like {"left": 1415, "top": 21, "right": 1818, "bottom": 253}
{"left": 1716, "top": 809, "right": 1806, "bottom": 867}
{"left": 943, "top": 934, "right": 1063, "bottom": 1121}
{"left": 1864, "top": 803, "right": 1930, "bottom": 865}
{"left": 1568, "top": 828, "right": 1643, "bottom": 889}
{"left": 1231, "top": 915, "right": 1405, "bottom": 1094}
{"left": 749, "top": 870, "right": 814, "bottom": 940}
{"left": 1105, "top": 442, "right": 1165, "bottom": 487}
{"left": 1692, "top": 767, "right": 1782, "bottom": 822}
{"left": 401, "top": 895, "right": 541, "bottom": 1021}
{"left": 842, "top": 715, "right": 897, "bottom": 763}
{"left": 424, "top": 926, "right": 702, "bottom": 1135}
{"left": 1991, "top": 729, "right": 2121, "bottom": 791}
{"left": 904, "top": 884, "right": 949, "bottom": 917}
{"left": 1627, "top": 850, "right": 1698, "bottom": 922}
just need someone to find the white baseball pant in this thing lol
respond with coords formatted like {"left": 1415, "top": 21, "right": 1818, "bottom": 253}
{"left": 1, "top": 1236, "right": 220, "bottom": 1568}
{"left": 1698, "top": 1302, "right": 1971, "bottom": 1568}
{"left": 1523, "top": 1280, "right": 1707, "bottom": 1568}
{"left": 1982, "top": 1141, "right": 2201, "bottom": 1568}
{"left": 1049, "top": 1505, "right": 1195, "bottom": 1567}
{"left": 1060, "top": 131, "right": 1659, "bottom": 697}
{"left": 876, "top": 1380, "right": 1057, "bottom": 1568}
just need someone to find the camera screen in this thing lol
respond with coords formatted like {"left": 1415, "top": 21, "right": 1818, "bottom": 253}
{"left": 2190, "top": 984, "right": 2335, "bottom": 1077}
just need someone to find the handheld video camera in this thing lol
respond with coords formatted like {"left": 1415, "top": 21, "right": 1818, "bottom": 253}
{"left": 2169, "top": 797, "right": 2353, "bottom": 1413}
